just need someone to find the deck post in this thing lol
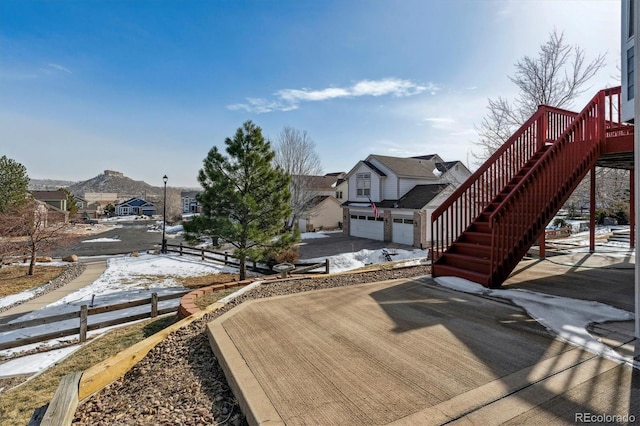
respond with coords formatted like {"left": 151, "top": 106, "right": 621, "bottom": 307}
{"left": 630, "top": 171, "right": 635, "bottom": 248}
{"left": 589, "top": 167, "right": 596, "bottom": 253}
{"left": 634, "top": 1, "right": 640, "bottom": 338}
{"left": 79, "top": 305, "right": 88, "bottom": 343}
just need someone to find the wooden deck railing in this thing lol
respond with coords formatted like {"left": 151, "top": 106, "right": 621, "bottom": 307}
{"left": 431, "top": 104, "right": 578, "bottom": 261}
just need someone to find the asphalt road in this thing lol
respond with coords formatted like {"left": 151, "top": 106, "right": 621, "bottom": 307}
{"left": 53, "top": 223, "right": 416, "bottom": 260}
{"left": 53, "top": 220, "right": 185, "bottom": 258}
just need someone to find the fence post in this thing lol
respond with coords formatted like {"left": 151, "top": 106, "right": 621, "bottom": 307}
{"left": 201, "top": 248, "right": 205, "bottom": 261}
{"left": 225, "top": 252, "right": 228, "bottom": 264}
{"left": 325, "top": 258, "right": 330, "bottom": 274}
{"left": 80, "top": 305, "right": 88, "bottom": 343}
{"left": 180, "top": 243, "right": 183, "bottom": 256}
{"left": 252, "top": 260, "right": 256, "bottom": 271}
{"left": 151, "top": 292, "right": 158, "bottom": 318}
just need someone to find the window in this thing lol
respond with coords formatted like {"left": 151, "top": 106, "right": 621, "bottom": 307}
{"left": 629, "top": 0, "right": 635, "bottom": 38}
{"left": 358, "top": 215, "right": 366, "bottom": 220}
{"left": 404, "top": 219, "right": 414, "bottom": 224}
{"left": 356, "top": 173, "right": 371, "bottom": 196}
{"left": 335, "top": 191, "right": 343, "bottom": 199}
{"left": 393, "top": 218, "right": 403, "bottom": 223}
{"left": 628, "top": 47, "right": 635, "bottom": 101}
{"left": 350, "top": 214, "right": 357, "bottom": 219}
{"left": 367, "top": 216, "right": 376, "bottom": 221}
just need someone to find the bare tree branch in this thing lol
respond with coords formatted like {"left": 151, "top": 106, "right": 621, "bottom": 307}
{"left": 474, "top": 29, "right": 606, "bottom": 161}
{"left": 273, "top": 126, "right": 324, "bottom": 230}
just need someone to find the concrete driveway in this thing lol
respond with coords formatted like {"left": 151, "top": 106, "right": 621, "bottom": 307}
{"left": 297, "top": 231, "right": 419, "bottom": 259}
{"left": 208, "top": 276, "right": 639, "bottom": 425}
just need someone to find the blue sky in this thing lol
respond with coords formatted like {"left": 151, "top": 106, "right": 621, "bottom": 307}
{"left": 0, "top": 0, "right": 621, "bottom": 188}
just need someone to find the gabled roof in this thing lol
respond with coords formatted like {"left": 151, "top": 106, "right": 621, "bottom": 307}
{"left": 362, "top": 161, "right": 387, "bottom": 177}
{"left": 399, "top": 184, "right": 450, "bottom": 208}
{"left": 294, "top": 173, "right": 346, "bottom": 190}
{"left": 435, "top": 161, "right": 460, "bottom": 173}
{"left": 31, "top": 190, "right": 67, "bottom": 201}
{"left": 304, "top": 195, "right": 339, "bottom": 209}
{"left": 117, "top": 197, "right": 155, "bottom": 207}
{"left": 368, "top": 155, "right": 437, "bottom": 178}
{"left": 181, "top": 190, "right": 200, "bottom": 198}
{"left": 411, "top": 154, "right": 439, "bottom": 160}
{"left": 376, "top": 184, "right": 450, "bottom": 210}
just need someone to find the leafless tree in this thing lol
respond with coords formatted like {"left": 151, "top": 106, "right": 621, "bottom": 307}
{"left": 0, "top": 200, "right": 77, "bottom": 274}
{"left": 273, "top": 126, "right": 324, "bottom": 230}
{"left": 474, "top": 30, "right": 606, "bottom": 162}
{"left": 565, "top": 168, "right": 631, "bottom": 222}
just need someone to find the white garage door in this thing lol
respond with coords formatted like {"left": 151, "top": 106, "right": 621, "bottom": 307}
{"left": 350, "top": 214, "right": 384, "bottom": 240}
{"left": 392, "top": 218, "right": 414, "bottom": 246}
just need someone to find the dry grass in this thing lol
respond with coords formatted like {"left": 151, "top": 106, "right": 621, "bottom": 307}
{"left": 0, "top": 265, "right": 67, "bottom": 298}
{"left": 0, "top": 314, "right": 178, "bottom": 426}
{"left": 194, "top": 288, "right": 239, "bottom": 310}
{"left": 178, "top": 272, "right": 240, "bottom": 289}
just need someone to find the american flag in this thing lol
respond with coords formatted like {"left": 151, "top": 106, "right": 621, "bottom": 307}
{"left": 368, "top": 197, "right": 380, "bottom": 219}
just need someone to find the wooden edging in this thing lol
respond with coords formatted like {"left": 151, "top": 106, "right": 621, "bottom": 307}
{"left": 36, "top": 371, "right": 82, "bottom": 426}
{"left": 78, "top": 302, "right": 225, "bottom": 401}
{"left": 42, "top": 259, "right": 429, "bottom": 422}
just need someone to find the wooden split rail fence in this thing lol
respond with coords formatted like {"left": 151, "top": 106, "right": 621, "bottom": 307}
{"left": 0, "top": 291, "right": 187, "bottom": 351}
{"left": 165, "top": 243, "right": 330, "bottom": 275}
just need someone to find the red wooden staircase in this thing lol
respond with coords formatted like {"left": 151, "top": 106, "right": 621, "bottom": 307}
{"left": 431, "top": 87, "right": 633, "bottom": 287}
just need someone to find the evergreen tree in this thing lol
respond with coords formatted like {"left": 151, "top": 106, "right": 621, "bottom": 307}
{"left": 59, "top": 187, "right": 79, "bottom": 218}
{"left": 0, "top": 155, "right": 29, "bottom": 213}
{"left": 184, "top": 121, "right": 294, "bottom": 280}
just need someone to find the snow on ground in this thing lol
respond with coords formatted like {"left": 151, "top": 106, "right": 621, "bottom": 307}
{"left": 0, "top": 254, "right": 239, "bottom": 374}
{"left": 147, "top": 223, "right": 184, "bottom": 234}
{"left": 0, "top": 229, "right": 635, "bottom": 378}
{"left": 434, "top": 276, "right": 637, "bottom": 368}
{"left": 300, "top": 248, "right": 429, "bottom": 273}
{"left": 82, "top": 237, "right": 122, "bottom": 243}
{"left": 300, "top": 232, "right": 329, "bottom": 239}
{"left": 50, "top": 254, "right": 237, "bottom": 305}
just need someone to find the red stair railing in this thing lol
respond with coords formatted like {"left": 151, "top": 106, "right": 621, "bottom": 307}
{"left": 430, "top": 105, "right": 577, "bottom": 261}
{"left": 487, "top": 87, "right": 624, "bottom": 285}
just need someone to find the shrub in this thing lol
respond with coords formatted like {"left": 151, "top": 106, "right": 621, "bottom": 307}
{"left": 552, "top": 218, "right": 568, "bottom": 228}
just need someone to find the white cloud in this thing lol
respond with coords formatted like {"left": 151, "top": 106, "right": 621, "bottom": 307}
{"left": 423, "top": 117, "right": 455, "bottom": 129}
{"left": 227, "top": 78, "right": 436, "bottom": 114}
{"left": 47, "top": 63, "right": 72, "bottom": 74}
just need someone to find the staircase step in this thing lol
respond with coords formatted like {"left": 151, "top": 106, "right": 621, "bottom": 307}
{"left": 432, "top": 264, "right": 489, "bottom": 287}
{"left": 470, "top": 222, "right": 491, "bottom": 233}
{"left": 450, "top": 242, "right": 491, "bottom": 258}
{"left": 460, "top": 232, "right": 491, "bottom": 245}
{"left": 439, "top": 253, "right": 490, "bottom": 274}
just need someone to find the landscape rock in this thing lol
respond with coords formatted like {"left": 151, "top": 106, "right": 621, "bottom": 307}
{"left": 72, "top": 265, "right": 429, "bottom": 424}
{"left": 63, "top": 254, "right": 79, "bottom": 262}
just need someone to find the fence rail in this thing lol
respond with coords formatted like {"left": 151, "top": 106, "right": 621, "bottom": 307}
{"left": 0, "top": 291, "right": 187, "bottom": 351}
{"left": 165, "top": 243, "right": 329, "bottom": 275}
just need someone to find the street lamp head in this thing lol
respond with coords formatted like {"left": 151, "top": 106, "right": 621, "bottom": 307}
{"left": 163, "top": 175, "right": 168, "bottom": 184}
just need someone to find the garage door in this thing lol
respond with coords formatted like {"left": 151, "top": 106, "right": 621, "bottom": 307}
{"left": 350, "top": 214, "right": 384, "bottom": 240}
{"left": 392, "top": 218, "right": 414, "bottom": 246}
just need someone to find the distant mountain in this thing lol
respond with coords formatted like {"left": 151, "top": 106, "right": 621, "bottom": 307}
{"left": 67, "top": 170, "right": 163, "bottom": 201}
{"left": 28, "top": 179, "right": 78, "bottom": 190}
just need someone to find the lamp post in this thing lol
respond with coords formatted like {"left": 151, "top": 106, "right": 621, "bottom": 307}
{"left": 162, "top": 174, "right": 168, "bottom": 253}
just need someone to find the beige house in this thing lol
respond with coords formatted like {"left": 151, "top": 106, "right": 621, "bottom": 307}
{"left": 295, "top": 172, "right": 347, "bottom": 232}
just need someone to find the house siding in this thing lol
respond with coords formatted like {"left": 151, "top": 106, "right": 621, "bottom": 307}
{"left": 398, "top": 178, "right": 432, "bottom": 199}
{"left": 348, "top": 164, "right": 383, "bottom": 201}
